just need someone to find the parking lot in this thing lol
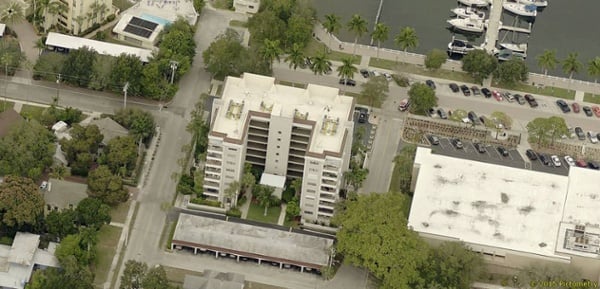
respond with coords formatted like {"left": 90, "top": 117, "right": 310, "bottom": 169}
{"left": 431, "top": 137, "right": 527, "bottom": 169}
{"left": 353, "top": 107, "right": 375, "bottom": 150}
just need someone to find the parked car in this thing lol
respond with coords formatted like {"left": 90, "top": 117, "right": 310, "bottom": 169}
{"left": 427, "top": 108, "right": 436, "bottom": 117}
{"left": 471, "top": 86, "right": 480, "bottom": 96}
{"left": 468, "top": 111, "right": 479, "bottom": 124}
{"left": 563, "top": 156, "right": 576, "bottom": 167}
{"left": 588, "top": 131, "right": 599, "bottom": 144}
{"left": 583, "top": 106, "right": 593, "bottom": 117}
{"left": 492, "top": 90, "right": 503, "bottom": 101}
{"left": 451, "top": 138, "right": 464, "bottom": 149}
{"left": 427, "top": 135, "right": 440, "bottom": 145}
{"left": 426, "top": 80, "right": 436, "bottom": 90}
{"left": 339, "top": 79, "right": 356, "bottom": 86}
{"left": 525, "top": 149, "right": 538, "bottom": 161}
{"left": 593, "top": 106, "right": 600, "bottom": 117}
{"left": 551, "top": 155, "right": 562, "bottom": 167}
{"left": 524, "top": 94, "right": 538, "bottom": 107}
{"left": 460, "top": 85, "right": 471, "bottom": 96}
{"left": 597, "top": 132, "right": 600, "bottom": 141}
{"left": 449, "top": 83, "right": 460, "bottom": 93}
{"left": 479, "top": 116, "right": 488, "bottom": 125}
{"left": 504, "top": 92, "right": 515, "bottom": 102}
{"left": 437, "top": 108, "right": 448, "bottom": 119}
{"left": 572, "top": 102, "right": 581, "bottom": 113}
{"left": 40, "top": 181, "right": 48, "bottom": 191}
{"left": 360, "top": 69, "right": 370, "bottom": 78}
{"left": 575, "top": 159, "right": 587, "bottom": 167}
{"left": 556, "top": 99, "right": 571, "bottom": 113}
{"left": 481, "top": 88, "right": 492, "bottom": 98}
{"left": 474, "top": 142, "right": 486, "bottom": 153}
{"left": 514, "top": 94, "right": 526, "bottom": 105}
{"left": 358, "top": 112, "right": 367, "bottom": 123}
{"left": 398, "top": 98, "right": 410, "bottom": 111}
{"left": 589, "top": 161, "right": 600, "bottom": 170}
{"left": 539, "top": 154, "right": 551, "bottom": 166}
{"left": 497, "top": 146, "right": 509, "bottom": 157}
{"left": 575, "top": 127, "right": 585, "bottom": 140}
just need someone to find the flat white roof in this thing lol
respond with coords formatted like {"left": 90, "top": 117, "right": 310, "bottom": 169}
{"left": 172, "top": 214, "right": 333, "bottom": 267}
{"left": 7, "top": 233, "right": 39, "bottom": 266}
{"left": 409, "top": 147, "right": 569, "bottom": 258}
{"left": 562, "top": 167, "right": 600, "bottom": 227}
{"left": 214, "top": 73, "right": 354, "bottom": 154}
{"left": 45, "top": 32, "right": 154, "bottom": 62}
{"left": 112, "top": 14, "right": 163, "bottom": 44}
{"left": 0, "top": 24, "right": 5, "bottom": 37}
{"left": 0, "top": 233, "right": 58, "bottom": 289}
{"left": 259, "top": 173, "right": 285, "bottom": 189}
{"left": 126, "top": 0, "right": 198, "bottom": 25}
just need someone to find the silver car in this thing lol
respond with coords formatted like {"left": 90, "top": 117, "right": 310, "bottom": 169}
{"left": 551, "top": 155, "right": 562, "bottom": 167}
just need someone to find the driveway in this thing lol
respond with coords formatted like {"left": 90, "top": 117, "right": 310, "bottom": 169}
{"left": 9, "top": 21, "right": 41, "bottom": 65}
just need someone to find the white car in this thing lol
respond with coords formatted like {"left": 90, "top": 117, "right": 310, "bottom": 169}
{"left": 550, "top": 155, "right": 562, "bottom": 167}
{"left": 39, "top": 181, "right": 48, "bottom": 191}
{"left": 563, "top": 156, "right": 576, "bottom": 167}
{"left": 383, "top": 72, "right": 393, "bottom": 81}
{"left": 588, "top": 131, "right": 599, "bottom": 144}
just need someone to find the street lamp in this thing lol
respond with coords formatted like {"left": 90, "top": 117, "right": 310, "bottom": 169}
{"left": 169, "top": 60, "right": 179, "bottom": 85}
{"left": 55, "top": 74, "right": 61, "bottom": 106}
{"left": 123, "top": 82, "right": 130, "bottom": 109}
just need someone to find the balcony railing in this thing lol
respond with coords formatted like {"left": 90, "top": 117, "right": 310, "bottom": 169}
{"left": 322, "top": 179, "right": 337, "bottom": 186}
{"left": 322, "top": 172, "right": 338, "bottom": 179}
{"left": 247, "top": 141, "right": 267, "bottom": 151}
{"left": 246, "top": 149, "right": 266, "bottom": 158}
{"left": 288, "top": 156, "right": 304, "bottom": 165}
{"left": 249, "top": 120, "right": 269, "bottom": 129}
{"left": 205, "top": 159, "right": 222, "bottom": 166}
{"left": 247, "top": 134, "right": 268, "bottom": 144}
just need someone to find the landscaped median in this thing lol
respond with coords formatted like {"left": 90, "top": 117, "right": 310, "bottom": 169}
{"left": 583, "top": 92, "right": 600, "bottom": 104}
{"left": 493, "top": 81, "right": 576, "bottom": 100}
{"left": 369, "top": 57, "right": 475, "bottom": 83}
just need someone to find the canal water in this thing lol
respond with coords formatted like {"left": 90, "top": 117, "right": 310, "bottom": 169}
{"left": 310, "top": 0, "right": 600, "bottom": 81}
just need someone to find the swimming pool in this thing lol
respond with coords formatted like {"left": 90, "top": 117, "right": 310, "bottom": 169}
{"left": 140, "top": 13, "right": 172, "bottom": 26}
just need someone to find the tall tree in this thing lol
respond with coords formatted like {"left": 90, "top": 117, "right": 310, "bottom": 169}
{"left": 0, "top": 0, "right": 26, "bottom": 25}
{"left": 394, "top": 27, "right": 419, "bottom": 55}
{"left": 224, "top": 181, "right": 241, "bottom": 206}
{"left": 59, "top": 124, "right": 103, "bottom": 164}
{"left": 55, "top": 232, "right": 96, "bottom": 266}
{"left": 253, "top": 184, "right": 277, "bottom": 216}
{"left": 526, "top": 116, "right": 568, "bottom": 146}
{"left": 346, "top": 14, "right": 368, "bottom": 56}
{"left": 61, "top": 46, "right": 97, "bottom": 87}
{"left": 408, "top": 83, "right": 437, "bottom": 115}
{"left": 391, "top": 144, "right": 417, "bottom": 193}
{"left": 371, "top": 22, "right": 389, "bottom": 58}
{"left": 343, "top": 161, "right": 369, "bottom": 192}
{"left": 562, "top": 52, "right": 582, "bottom": 80}
{"left": 259, "top": 38, "right": 283, "bottom": 71}
{"left": 0, "top": 176, "right": 45, "bottom": 228}
{"left": 112, "top": 108, "right": 156, "bottom": 144}
{"left": 333, "top": 192, "right": 429, "bottom": 289}
{"left": 336, "top": 56, "right": 358, "bottom": 85}
{"left": 110, "top": 54, "right": 144, "bottom": 96}
{"left": 461, "top": 49, "right": 498, "bottom": 84}
{"left": 310, "top": 51, "right": 332, "bottom": 75}
{"left": 284, "top": 43, "right": 306, "bottom": 70}
{"left": 202, "top": 28, "right": 247, "bottom": 80}
{"left": 87, "top": 165, "right": 129, "bottom": 206}
{"left": 75, "top": 197, "right": 111, "bottom": 229}
{"left": 587, "top": 56, "right": 600, "bottom": 83}
{"left": 493, "top": 58, "right": 529, "bottom": 86}
{"left": 424, "top": 48, "right": 448, "bottom": 70}
{"left": 422, "top": 242, "right": 484, "bottom": 289}
{"left": 46, "top": 1, "right": 67, "bottom": 29}
{"left": 103, "top": 136, "right": 138, "bottom": 176}
{"left": 45, "top": 209, "right": 78, "bottom": 240}
{"left": 120, "top": 260, "right": 148, "bottom": 289}
{"left": 141, "top": 265, "right": 174, "bottom": 289}
{"left": 323, "top": 13, "right": 341, "bottom": 50}
{"left": 0, "top": 120, "right": 55, "bottom": 180}
{"left": 360, "top": 75, "right": 389, "bottom": 108}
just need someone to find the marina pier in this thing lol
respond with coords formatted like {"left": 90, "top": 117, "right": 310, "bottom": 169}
{"left": 483, "top": 0, "right": 503, "bottom": 52}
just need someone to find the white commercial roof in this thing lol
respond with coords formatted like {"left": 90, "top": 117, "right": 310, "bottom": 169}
{"left": 45, "top": 32, "right": 154, "bottom": 62}
{"left": 562, "top": 167, "right": 600, "bottom": 227}
{"left": 172, "top": 214, "right": 333, "bottom": 267}
{"left": 259, "top": 173, "right": 285, "bottom": 189}
{"left": 409, "top": 147, "right": 570, "bottom": 259}
{"left": 214, "top": 73, "right": 354, "bottom": 154}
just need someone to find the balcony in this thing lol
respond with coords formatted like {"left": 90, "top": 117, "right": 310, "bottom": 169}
{"left": 320, "top": 193, "right": 336, "bottom": 201}
{"left": 287, "top": 163, "right": 304, "bottom": 172}
{"left": 205, "top": 173, "right": 221, "bottom": 181}
{"left": 290, "top": 142, "right": 307, "bottom": 150}
{"left": 206, "top": 152, "right": 222, "bottom": 160}
{"left": 292, "top": 127, "right": 312, "bottom": 136}
{"left": 289, "top": 149, "right": 305, "bottom": 157}
{"left": 204, "top": 181, "right": 220, "bottom": 190}
{"left": 319, "top": 201, "right": 335, "bottom": 210}
{"left": 322, "top": 172, "right": 338, "bottom": 179}
{"left": 208, "top": 145, "right": 223, "bottom": 152}
{"left": 247, "top": 141, "right": 267, "bottom": 151}
{"left": 249, "top": 120, "right": 269, "bottom": 129}
{"left": 203, "top": 191, "right": 219, "bottom": 198}
{"left": 291, "top": 134, "right": 309, "bottom": 144}
{"left": 320, "top": 186, "right": 336, "bottom": 193}
{"left": 205, "top": 159, "right": 222, "bottom": 167}
{"left": 287, "top": 170, "right": 303, "bottom": 178}
{"left": 246, "top": 149, "right": 266, "bottom": 158}
{"left": 248, "top": 127, "right": 269, "bottom": 136}
{"left": 247, "top": 134, "right": 268, "bottom": 144}
{"left": 288, "top": 156, "right": 304, "bottom": 165}
{"left": 318, "top": 208, "right": 335, "bottom": 217}
{"left": 246, "top": 156, "right": 265, "bottom": 166}
{"left": 322, "top": 179, "right": 337, "bottom": 186}
{"left": 205, "top": 167, "right": 221, "bottom": 174}
{"left": 323, "top": 165, "right": 338, "bottom": 173}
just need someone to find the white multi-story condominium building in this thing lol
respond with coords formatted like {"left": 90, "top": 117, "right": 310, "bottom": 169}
{"left": 204, "top": 73, "right": 354, "bottom": 224}
{"left": 43, "top": 0, "right": 113, "bottom": 35}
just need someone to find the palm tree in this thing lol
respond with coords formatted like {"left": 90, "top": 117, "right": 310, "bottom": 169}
{"left": 536, "top": 49, "right": 557, "bottom": 75}
{"left": 310, "top": 51, "right": 332, "bottom": 76}
{"left": 337, "top": 56, "right": 358, "bottom": 85}
{"left": 254, "top": 185, "right": 276, "bottom": 216}
{"left": 224, "top": 181, "right": 240, "bottom": 206}
{"left": 259, "top": 39, "right": 283, "bottom": 71}
{"left": 394, "top": 27, "right": 419, "bottom": 62}
{"left": 587, "top": 56, "right": 600, "bottom": 83}
{"left": 285, "top": 43, "right": 305, "bottom": 70}
{"left": 346, "top": 14, "right": 368, "bottom": 56}
{"left": 323, "top": 14, "right": 341, "bottom": 51}
{"left": 0, "top": 1, "right": 26, "bottom": 25}
{"left": 371, "top": 23, "right": 389, "bottom": 59}
{"left": 89, "top": 1, "right": 106, "bottom": 25}
{"left": 33, "top": 38, "right": 45, "bottom": 55}
{"left": 47, "top": 1, "right": 67, "bottom": 31}
{"left": 74, "top": 15, "right": 86, "bottom": 35}
{"left": 562, "top": 52, "right": 582, "bottom": 80}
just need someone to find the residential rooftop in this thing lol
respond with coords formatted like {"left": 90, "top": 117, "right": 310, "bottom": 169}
{"left": 127, "top": 0, "right": 198, "bottom": 25}
{"left": 213, "top": 73, "right": 354, "bottom": 154}
{"left": 45, "top": 32, "right": 154, "bottom": 62}
{"left": 0, "top": 233, "right": 59, "bottom": 289}
{"left": 172, "top": 214, "right": 333, "bottom": 267}
{"left": 43, "top": 178, "right": 88, "bottom": 211}
{"left": 84, "top": 117, "right": 129, "bottom": 145}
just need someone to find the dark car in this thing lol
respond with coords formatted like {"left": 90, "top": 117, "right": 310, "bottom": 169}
{"left": 514, "top": 94, "right": 526, "bottom": 105}
{"left": 583, "top": 106, "right": 593, "bottom": 117}
{"left": 437, "top": 108, "right": 448, "bottom": 119}
{"left": 451, "top": 138, "right": 464, "bottom": 149}
{"left": 481, "top": 88, "right": 492, "bottom": 98}
{"left": 526, "top": 149, "right": 538, "bottom": 161}
{"left": 524, "top": 94, "right": 538, "bottom": 107}
{"left": 460, "top": 85, "right": 471, "bottom": 96}
{"left": 497, "top": 146, "right": 509, "bottom": 157}
{"left": 427, "top": 108, "right": 436, "bottom": 117}
{"left": 588, "top": 161, "right": 600, "bottom": 170}
{"left": 449, "top": 83, "right": 460, "bottom": 93}
{"left": 539, "top": 154, "right": 551, "bottom": 166}
{"left": 426, "top": 80, "right": 436, "bottom": 90}
{"left": 467, "top": 111, "right": 479, "bottom": 124}
{"left": 427, "top": 135, "right": 440, "bottom": 145}
{"left": 556, "top": 99, "right": 571, "bottom": 113}
{"left": 575, "top": 127, "right": 585, "bottom": 140}
{"left": 360, "top": 69, "right": 370, "bottom": 78}
{"left": 474, "top": 143, "right": 486, "bottom": 153}
{"left": 471, "top": 86, "right": 481, "bottom": 96}
{"left": 339, "top": 79, "right": 356, "bottom": 86}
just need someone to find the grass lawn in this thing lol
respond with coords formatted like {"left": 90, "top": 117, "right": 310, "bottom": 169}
{"left": 493, "top": 81, "right": 575, "bottom": 100}
{"left": 163, "top": 266, "right": 203, "bottom": 286}
{"left": 212, "top": 0, "right": 234, "bottom": 10}
{"left": 112, "top": 0, "right": 134, "bottom": 11}
{"left": 245, "top": 281, "right": 286, "bottom": 289}
{"left": 370, "top": 58, "right": 476, "bottom": 83}
{"left": 389, "top": 161, "right": 403, "bottom": 192}
{"left": 110, "top": 200, "right": 130, "bottom": 224}
{"left": 229, "top": 20, "right": 248, "bottom": 28}
{"left": 0, "top": 100, "right": 14, "bottom": 112}
{"left": 584, "top": 92, "right": 600, "bottom": 104}
{"left": 342, "top": 91, "right": 382, "bottom": 107}
{"left": 19, "top": 104, "right": 45, "bottom": 121}
{"left": 93, "top": 225, "right": 122, "bottom": 288}
{"left": 304, "top": 39, "right": 361, "bottom": 64}
{"left": 246, "top": 203, "right": 281, "bottom": 224}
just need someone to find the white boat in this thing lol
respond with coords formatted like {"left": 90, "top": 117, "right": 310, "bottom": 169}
{"left": 450, "top": 7, "right": 486, "bottom": 20}
{"left": 499, "top": 42, "right": 528, "bottom": 54}
{"left": 458, "top": 0, "right": 489, "bottom": 7}
{"left": 502, "top": 2, "right": 537, "bottom": 17}
{"left": 447, "top": 39, "right": 481, "bottom": 54}
{"left": 494, "top": 49, "right": 526, "bottom": 61}
{"left": 447, "top": 17, "right": 485, "bottom": 33}
{"left": 518, "top": 0, "right": 547, "bottom": 8}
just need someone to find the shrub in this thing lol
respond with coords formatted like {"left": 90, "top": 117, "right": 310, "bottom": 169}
{"left": 281, "top": 186, "right": 295, "bottom": 203}
{"left": 226, "top": 207, "right": 242, "bottom": 218}
{"left": 107, "top": 14, "right": 116, "bottom": 22}
{"left": 177, "top": 174, "right": 195, "bottom": 195}
{"left": 190, "top": 197, "right": 221, "bottom": 207}
{"left": 237, "top": 195, "right": 247, "bottom": 206}
{"left": 392, "top": 74, "right": 410, "bottom": 87}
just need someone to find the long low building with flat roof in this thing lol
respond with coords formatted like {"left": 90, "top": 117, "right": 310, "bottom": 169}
{"left": 171, "top": 213, "right": 334, "bottom": 271}
{"left": 409, "top": 147, "right": 600, "bottom": 281}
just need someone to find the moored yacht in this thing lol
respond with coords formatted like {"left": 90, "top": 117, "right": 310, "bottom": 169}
{"left": 447, "top": 38, "right": 482, "bottom": 54}
{"left": 502, "top": 2, "right": 538, "bottom": 17}
{"left": 494, "top": 48, "right": 527, "bottom": 61}
{"left": 499, "top": 42, "right": 528, "bottom": 54}
{"left": 450, "top": 7, "right": 486, "bottom": 20}
{"left": 447, "top": 16, "right": 485, "bottom": 33}
{"left": 518, "top": 0, "right": 547, "bottom": 8}
{"left": 458, "top": 0, "right": 489, "bottom": 7}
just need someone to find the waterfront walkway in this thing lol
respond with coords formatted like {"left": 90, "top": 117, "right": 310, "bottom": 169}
{"left": 483, "top": 0, "right": 503, "bottom": 52}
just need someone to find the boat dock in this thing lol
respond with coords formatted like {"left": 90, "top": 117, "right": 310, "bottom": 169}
{"left": 483, "top": 0, "right": 504, "bottom": 52}
{"left": 499, "top": 24, "right": 532, "bottom": 34}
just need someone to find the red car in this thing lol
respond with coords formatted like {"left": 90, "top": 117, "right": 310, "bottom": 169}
{"left": 576, "top": 159, "right": 588, "bottom": 168}
{"left": 571, "top": 102, "right": 581, "bottom": 113}
{"left": 492, "top": 90, "right": 503, "bottom": 101}
{"left": 593, "top": 106, "right": 600, "bottom": 117}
